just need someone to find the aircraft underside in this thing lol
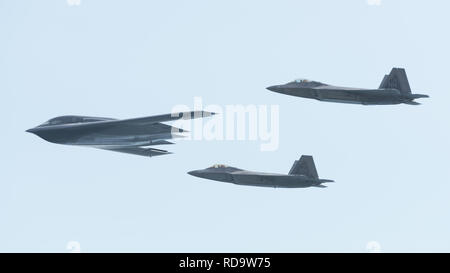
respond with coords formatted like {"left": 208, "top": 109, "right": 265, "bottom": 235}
{"left": 314, "top": 90, "right": 403, "bottom": 105}
{"left": 230, "top": 173, "right": 313, "bottom": 188}
{"left": 316, "top": 97, "right": 402, "bottom": 105}
{"left": 66, "top": 133, "right": 175, "bottom": 147}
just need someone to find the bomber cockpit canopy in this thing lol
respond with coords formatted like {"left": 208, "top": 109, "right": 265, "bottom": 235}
{"left": 38, "top": 115, "right": 114, "bottom": 127}
{"left": 38, "top": 116, "right": 84, "bottom": 127}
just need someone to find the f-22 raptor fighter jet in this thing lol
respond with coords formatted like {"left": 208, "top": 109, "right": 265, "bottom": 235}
{"left": 267, "top": 68, "right": 429, "bottom": 105}
{"left": 26, "top": 111, "right": 214, "bottom": 157}
{"left": 188, "top": 155, "right": 334, "bottom": 188}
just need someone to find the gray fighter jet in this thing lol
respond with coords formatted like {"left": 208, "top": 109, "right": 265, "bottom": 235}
{"left": 188, "top": 155, "right": 334, "bottom": 188}
{"left": 26, "top": 111, "right": 214, "bottom": 157}
{"left": 267, "top": 68, "right": 428, "bottom": 105}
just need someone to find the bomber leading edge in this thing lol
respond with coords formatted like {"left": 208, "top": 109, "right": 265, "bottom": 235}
{"left": 26, "top": 111, "right": 215, "bottom": 157}
{"left": 188, "top": 155, "right": 334, "bottom": 188}
{"left": 267, "top": 68, "right": 429, "bottom": 105}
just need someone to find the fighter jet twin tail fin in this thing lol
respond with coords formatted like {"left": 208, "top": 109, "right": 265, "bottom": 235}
{"left": 379, "top": 67, "right": 411, "bottom": 95}
{"left": 288, "top": 155, "right": 319, "bottom": 178}
{"left": 289, "top": 155, "right": 334, "bottom": 187}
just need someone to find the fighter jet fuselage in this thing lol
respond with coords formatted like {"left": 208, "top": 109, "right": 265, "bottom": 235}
{"left": 267, "top": 68, "right": 429, "bottom": 105}
{"left": 188, "top": 156, "right": 334, "bottom": 188}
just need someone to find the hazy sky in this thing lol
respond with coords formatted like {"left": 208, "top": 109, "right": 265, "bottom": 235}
{"left": 1, "top": 0, "right": 449, "bottom": 252}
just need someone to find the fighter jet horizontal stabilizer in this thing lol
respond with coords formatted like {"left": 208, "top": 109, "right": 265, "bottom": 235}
{"left": 318, "top": 179, "right": 335, "bottom": 183}
{"left": 403, "top": 101, "right": 421, "bottom": 105}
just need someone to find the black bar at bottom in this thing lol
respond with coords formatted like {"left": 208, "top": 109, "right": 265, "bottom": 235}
{"left": 0, "top": 253, "right": 446, "bottom": 272}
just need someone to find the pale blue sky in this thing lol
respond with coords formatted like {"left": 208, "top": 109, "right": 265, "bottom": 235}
{"left": 1, "top": 0, "right": 449, "bottom": 252}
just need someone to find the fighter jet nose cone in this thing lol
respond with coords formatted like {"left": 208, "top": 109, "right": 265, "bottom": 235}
{"left": 267, "top": 85, "right": 280, "bottom": 92}
{"left": 188, "top": 170, "right": 202, "bottom": 177}
{"left": 26, "top": 128, "right": 36, "bottom": 134}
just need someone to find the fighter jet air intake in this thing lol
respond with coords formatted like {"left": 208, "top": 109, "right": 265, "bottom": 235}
{"left": 267, "top": 68, "right": 429, "bottom": 105}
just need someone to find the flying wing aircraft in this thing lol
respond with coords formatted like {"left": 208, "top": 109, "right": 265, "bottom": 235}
{"left": 26, "top": 111, "right": 215, "bottom": 157}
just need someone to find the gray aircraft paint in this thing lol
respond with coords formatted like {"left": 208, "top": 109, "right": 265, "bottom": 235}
{"left": 188, "top": 155, "right": 334, "bottom": 188}
{"left": 267, "top": 68, "right": 429, "bottom": 105}
{"left": 26, "top": 111, "right": 215, "bottom": 157}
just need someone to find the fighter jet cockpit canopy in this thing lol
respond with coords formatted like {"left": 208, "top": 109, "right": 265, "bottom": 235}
{"left": 293, "top": 78, "right": 310, "bottom": 83}
{"left": 290, "top": 78, "right": 326, "bottom": 87}
{"left": 209, "top": 164, "right": 228, "bottom": 169}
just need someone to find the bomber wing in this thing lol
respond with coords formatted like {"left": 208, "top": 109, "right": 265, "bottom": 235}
{"left": 98, "top": 147, "right": 171, "bottom": 157}
{"left": 108, "top": 111, "right": 215, "bottom": 126}
{"left": 39, "top": 111, "right": 214, "bottom": 132}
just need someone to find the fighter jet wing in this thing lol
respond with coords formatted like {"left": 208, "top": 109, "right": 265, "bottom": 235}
{"left": 311, "top": 87, "right": 379, "bottom": 102}
{"left": 98, "top": 147, "right": 171, "bottom": 157}
{"left": 315, "top": 87, "right": 371, "bottom": 94}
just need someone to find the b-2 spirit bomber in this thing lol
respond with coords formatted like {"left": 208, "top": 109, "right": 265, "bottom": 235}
{"left": 26, "top": 111, "right": 215, "bottom": 157}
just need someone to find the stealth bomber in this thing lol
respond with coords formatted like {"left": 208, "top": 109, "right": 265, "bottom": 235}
{"left": 26, "top": 111, "right": 214, "bottom": 157}
{"left": 188, "top": 155, "right": 334, "bottom": 188}
{"left": 267, "top": 68, "right": 428, "bottom": 105}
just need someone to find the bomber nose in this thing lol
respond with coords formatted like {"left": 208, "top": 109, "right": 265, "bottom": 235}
{"left": 266, "top": 85, "right": 281, "bottom": 92}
